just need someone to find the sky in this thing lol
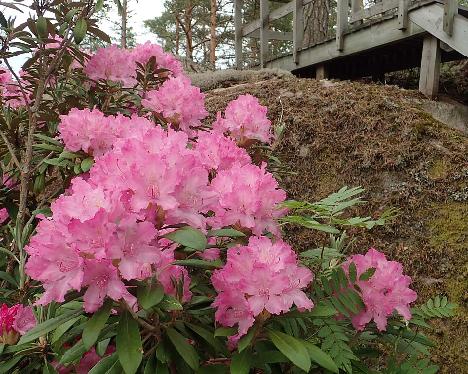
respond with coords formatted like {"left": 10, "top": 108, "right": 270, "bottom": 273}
{"left": 1, "top": 0, "right": 165, "bottom": 70}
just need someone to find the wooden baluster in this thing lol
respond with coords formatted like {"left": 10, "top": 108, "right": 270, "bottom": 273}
{"left": 398, "top": 0, "right": 409, "bottom": 30}
{"left": 351, "top": 0, "right": 363, "bottom": 26}
{"left": 419, "top": 36, "right": 441, "bottom": 99}
{"left": 336, "top": 0, "right": 348, "bottom": 51}
{"left": 443, "top": 0, "right": 458, "bottom": 36}
{"left": 235, "top": 0, "right": 244, "bottom": 69}
{"left": 293, "top": 0, "right": 304, "bottom": 64}
{"left": 260, "top": 0, "right": 269, "bottom": 68}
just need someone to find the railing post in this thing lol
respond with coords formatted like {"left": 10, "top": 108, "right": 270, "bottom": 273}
{"left": 350, "top": 0, "right": 363, "bottom": 26}
{"left": 336, "top": 0, "right": 348, "bottom": 51}
{"left": 234, "top": 0, "right": 243, "bottom": 69}
{"left": 260, "top": 0, "right": 269, "bottom": 68}
{"left": 443, "top": 0, "right": 458, "bottom": 36}
{"left": 398, "top": 0, "right": 409, "bottom": 30}
{"left": 293, "top": 0, "right": 304, "bottom": 64}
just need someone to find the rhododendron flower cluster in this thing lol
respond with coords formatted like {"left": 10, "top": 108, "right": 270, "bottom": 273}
{"left": 213, "top": 94, "right": 273, "bottom": 145}
{"left": 0, "top": 208, "right": 8, "bottom": 224}
{"left": 85, "top": 42, "right": 183, "bottom": 86}
{"left": 54, "top": 346, "right": 115, "bottom": 374}
{"left": 212, "top": 236, "right": 314, "bottom": 341}
{"left": 27, "top": 95, "right": 285, "bottom": 312}
{"left": 342, "top": 248, "right": 418, "bottom": 331}
{"left": 0, "top": 67, "right": 25, "bottom": 108}
{"left": 142, "top": 76, "right": 208, "bottom": 134}
{"left": 0, "top": 304, "right": 36, "bottom": 344}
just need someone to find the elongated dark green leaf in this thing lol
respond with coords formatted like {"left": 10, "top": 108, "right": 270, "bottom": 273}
{"left": 0, "top": 356, "right": 21, "bottom": 374}
{"left": 89, "top": 353, "right": 122, "bottom": 374}
{"left": 159, "top": 295, "right": 183, "bottom": 311}
{"left": 173, "top": 259, "right": 222, "bottom": 269}
{"left": 230, "top": 350, "right": 251, "bottom": 374}
{"left": 185, "top": 322, "right": 224, "bottom": 352}
{"left": 83, "top": 299, "right": 112, "bottom": 350}
{"left": 95, "top": 0, "right": 104, "bottom": 12}
{"left": 42, "top": 361, "right": 58, "bottom": 374}
{"left": 19, "top": 309, "right": 83, "bottom": 344}
{"left": 208, "top": 228, "right": 245, "bottom": 237}
{"left": 0, "top": 271, "right": 18, "bottom": 287}
{"left": 137, "top": 282, "right": 164, "bottom": 310}
{"left": 0, "top": 11, "right": 7, "bottom": 28}
{"left": 116, "top": 311, "right": 142, "bottom": 374}
{"left": 164, "top": 227, "right": 207, "bottom": 250}
{"left": 349, "top": 262, "right": 357, "bottom": 283}
{"left": 237, "top": 325, "right": 256, "bottom": 353}
{"left": 214, "top": 327, "right": 237, "bottom": 337}
{"left": 36, "top": 16, "right": 48, "bottom": 39}
{"left": 60, "top": 340, "right": 86, "bottom": 364}
{"left": 303, "top": 341, "right": 339, "bottom": 373}
{"left": 51, "top": 316, "right": 81, "bottom": 344}
{"left": 166, "top": 327, "right": 199, "bottom": 371}
{"left": 73, "top": 18, "right": 87, "bottom": 44}
{"left": 268, "top": 330, "right": 311, "bottom": 372}
{"left": 359, "top": 267, "right": 376, "bottom": 281}
{"left": 282, "top": 304, "right": 336, "bottom": 318}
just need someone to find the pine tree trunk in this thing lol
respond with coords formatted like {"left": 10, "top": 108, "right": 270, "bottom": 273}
{"left": 210, "top": 0, "right": 217, "bottom": 67}
{"left": 302, "top": 0, "right": 330, "bottom": 47}
{"left": 121, "top": 0, "right": 127, "bottom": 48}
{"left": 184, "top": 1, "right": 194, "bottom": 60}
{"left": 175, "top": 17, "right": 180, "bottom": 55}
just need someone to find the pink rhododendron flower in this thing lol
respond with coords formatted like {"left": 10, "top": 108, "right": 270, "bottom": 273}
{"left": 199, "top": 248, "right": 221, "bottom": 261}
{"left": 342, "top": 248, "right": 418, "bottom": 331}
{"left": 85, "top": 45, "right": 136, "bottom": 86}
{"left": 209, "top": 162, "right": 287, "bottom": 236}
{"left": 83, "top": 259, "right": 137, "bottom": 313}
{"left": 142, "top": 76, "right": 208, "bottom": 135}
{"left": 212, "top": 236, "right": 313, "bottom": 340}
{"left": 194, "top": 131, "right": 251, "bottom": 172}
{"left": 0, "top": 304, "right": 36, "bottom": 344}
{"left": 0, "top": 208, "right": 8, "bottom": 224}
{"left": 133, "top": 41, "right": 184, "bottom": 77}
{"left": 0, "top": 67, "right": 25, "bottom": 108}
{"left": 213, "top": 94, "right": 273, "bottom": 144}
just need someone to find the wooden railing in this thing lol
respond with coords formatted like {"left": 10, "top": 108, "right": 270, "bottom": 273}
{"left": 234, "top": 0, "right": 459, "bottom": 69}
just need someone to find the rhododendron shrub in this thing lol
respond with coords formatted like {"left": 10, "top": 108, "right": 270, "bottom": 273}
{"left": 0, "top": 4, "right": 456, "bottom": 373}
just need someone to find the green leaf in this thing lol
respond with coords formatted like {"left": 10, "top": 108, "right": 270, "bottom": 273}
{"left": 89, "top": 353, "right": 122, "bottom": 374}
{"left": 96, "top": 0, "right": 104, "bottom": 12}
{"left": 173, "top": 259, "right": 222, "bottom": 269}
{"left": 166, "top": 327, "right": 199, "bottom": 371}
{"left": 19, "top": 309, "right": 83, "bottom": 344}
{"left": 230, "top": 350, "right": 252, "bottom": 374}
{"left": 51, "top": 316, "right": 81, "bottom": 344}
{"left": 214, "top": 327, "right": 237, "bottom": 337}
{"left": 164, "top": 226, "right": 207, "bottom": 250}
{"left": 36, "top": 16, "right": 48, "bottom": 39}
{"left": 349, "top": 262, "right": 357, "bottom": 283}
{"left": 83, "top": 299, "right": 113, "bottom": 350}
{"left": 238, "top": 325, "right": 256, "bottom": 353}
{"left": 0, "top": 11, "right": 7, "bottom": 28}
{"left": 159, "top": 295, "right": 183, "bottom": 311}
{"left": 0, "top": 356, "right": 21, "bottom": 374}
{"left": 60, "top": 340, "right": 86, "bottom": 365}
{"left": 137, "top": 282, "right": 164, "bottom": 310}
{"left": 185, "top": 322, "right": 224, "bottom": 352}
{"left": 303, "top": 341, "right": 339, "bottom": 373}
{"left": 208, "top": 228, "right": 246, "bottom": 237}
{"left": 73, "top": 18, "right": 87, "bottom": 44}
{"left": 81, "top": 157, "right": 94, "bottom": 172}
{"left": 268, "top": 330, "right": 311, "bottom": 372}
{"left": 359, "top": 267, "right": 376, "bottom": 281}
{"left": 42, "top": 361, "right": 58, "bottom": 374}
{"left": 116, "top": 311, "right": 142, "bottom": 374}
{"left": 0, "top": 271, "right": 18, "bottom": 287}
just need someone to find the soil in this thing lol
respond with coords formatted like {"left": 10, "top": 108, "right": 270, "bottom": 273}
{"left": 203, "top": 77, "right": 468, "bottom": 372}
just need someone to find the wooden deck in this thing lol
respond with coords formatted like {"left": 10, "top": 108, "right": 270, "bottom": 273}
{"left": 234, "top": 0, "right": 468, "bottom": 98}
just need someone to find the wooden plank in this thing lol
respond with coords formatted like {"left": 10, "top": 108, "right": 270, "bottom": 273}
{"left": 350, "top": 0, "right": 399, "bottom": 22}
{"left": 260, "top": 0, "right": 269, "bottom": 68}
{"left": 266, "top": 16, "right": 426, "bottom": 71}
{"left": 443, "top": 0, "right": 458, "bottom": 36}
{"left": 245, "top": 29, "right": 293, "bottom": 41}
{"left": 419, "top": 35, "right": 440, "bottom": 98}
{"left": 293, "top": 0, "right": 304, "bottom": 63}
{"left": 398, "top": 0, "right": 409, "bottom": 30}
{"left": 336, "top": 0, "right": 348, "bottom": 51}
{"left": 235, "top": 0, "right": 243, "bottom": 69}
{"left": 410, "top": 3, "right": 468, "bottom": 56}
{"left": 243, "top": 0, "right": 314, "bottom": 37}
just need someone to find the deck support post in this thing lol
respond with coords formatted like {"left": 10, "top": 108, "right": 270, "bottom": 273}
{"left": 234, "top": 0, "right": 243, "bottom": 69}
{"left": 293, "top": 0, "right": 304, "bottom": 64}
{"left": 398, "top": 0, "right": 409, "bottom": 30}
{"left": 419, "top": 36, "right": 441, "bottom": 99}
{"left": 336, "top": 0, "right": 348, "bottom": 51}
{"left": 350, "top": 0, "right": 363, "bottom": 26}
{"left": 260, "top": 0, "right": 269, "bottom": 68}
{"left": 316, "top": 64, "right": 329, "bottom": 80}
{"left": 443, "top": 0, "right": 458, "bottom": 36}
